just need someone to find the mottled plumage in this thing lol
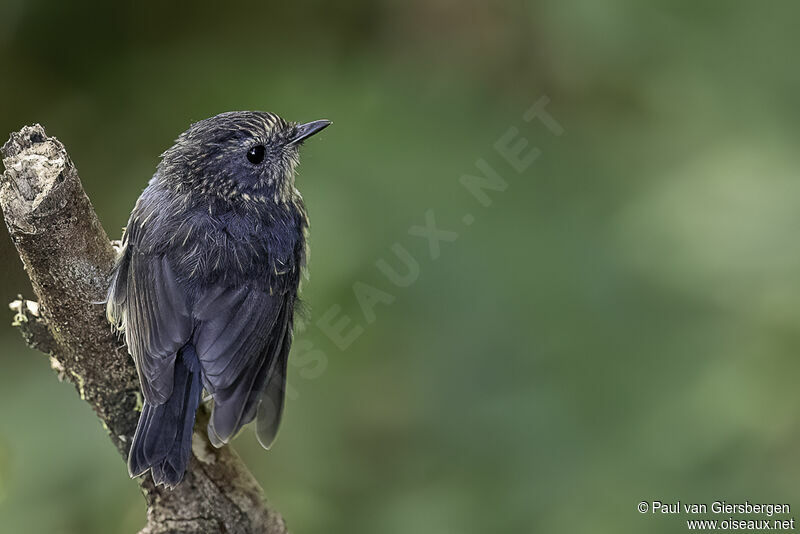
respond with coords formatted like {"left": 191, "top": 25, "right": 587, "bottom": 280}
{"left": 107, "top": 111, "right": 330, "bottom": 488}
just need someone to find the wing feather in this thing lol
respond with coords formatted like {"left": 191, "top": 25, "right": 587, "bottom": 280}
{"left": 113, "top": 250, "right": 193, "bottom": 405}
{"left": 255, "top": 316, "right": 292, "bottom": 449}
{"left": 193, "top": 286, "right": 294, "bottom": 447}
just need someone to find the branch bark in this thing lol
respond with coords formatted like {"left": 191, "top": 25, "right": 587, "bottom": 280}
{"left": 0, "top": 125, "right": 289, "bottom": 534}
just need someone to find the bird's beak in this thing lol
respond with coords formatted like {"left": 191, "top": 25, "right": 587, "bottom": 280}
{"left": 289, "top": 119, "right": 332, "bottom": 145}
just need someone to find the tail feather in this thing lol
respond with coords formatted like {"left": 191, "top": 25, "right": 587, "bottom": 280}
{"left": 128, "top": 345, "right": 202, "bottom": 488}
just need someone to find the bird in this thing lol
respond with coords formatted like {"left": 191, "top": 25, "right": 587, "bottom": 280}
{"left": 106, "top": 111, "right": 330, "bottom": 488}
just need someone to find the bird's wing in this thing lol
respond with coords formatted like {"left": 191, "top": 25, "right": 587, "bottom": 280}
{"left": 255, "top": 320, "right": 292, "bottom": 449}
{"left": 192, "top": 284, "right": 294, "bottom": 446}
{"left": 117, "top": 252, "right": 193, "bottom": 405}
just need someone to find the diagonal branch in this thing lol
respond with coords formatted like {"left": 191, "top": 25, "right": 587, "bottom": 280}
{"left": 0, "top": 124, "right": 288, "bottom": 534}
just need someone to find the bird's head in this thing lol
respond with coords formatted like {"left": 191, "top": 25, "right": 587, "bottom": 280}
{"left": 158, "top": 111, "right": 330, "bottom": 204}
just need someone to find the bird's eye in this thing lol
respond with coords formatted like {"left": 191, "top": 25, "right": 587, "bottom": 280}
{"left": 246, "top": 145, "right": 266, "bottom": 164}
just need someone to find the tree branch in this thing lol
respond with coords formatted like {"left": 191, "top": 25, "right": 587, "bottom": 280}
{"left": 0, "top": 125, "right": 288, "bottom": 534}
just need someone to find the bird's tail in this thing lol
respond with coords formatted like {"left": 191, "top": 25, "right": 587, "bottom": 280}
{"left": 128, "top": 345, "right": 202, "bottom": 488}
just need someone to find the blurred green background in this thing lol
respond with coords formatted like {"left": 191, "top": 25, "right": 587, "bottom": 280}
{"left": 2, "top": 1, "right": 800, "bottom": 533}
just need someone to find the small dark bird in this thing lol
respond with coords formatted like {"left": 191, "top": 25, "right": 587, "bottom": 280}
{"left": 106, "top": 111, "right": 330, "bottom": 488}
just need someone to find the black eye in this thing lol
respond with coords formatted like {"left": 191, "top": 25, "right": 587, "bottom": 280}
{"left": 246, "top": 145, "right": 266, "bottom": 164}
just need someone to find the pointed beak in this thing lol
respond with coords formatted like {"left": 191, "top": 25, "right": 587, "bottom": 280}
{"left": 289, "top": 119, "right": 332, "bottom": 145}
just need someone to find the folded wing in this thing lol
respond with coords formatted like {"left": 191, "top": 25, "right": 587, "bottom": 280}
{"left": 109, "top": 249, "right": 193, "bottom": 405}
{"left": 193, "top": 285, "right": 294, "bottom": 447}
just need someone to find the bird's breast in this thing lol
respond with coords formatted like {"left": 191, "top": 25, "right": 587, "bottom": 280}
{"left": 169, "top": 207, "right": 302, "bottom": 290}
